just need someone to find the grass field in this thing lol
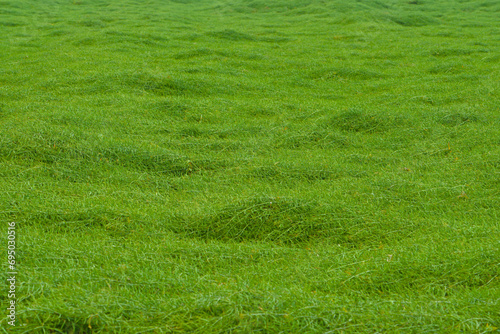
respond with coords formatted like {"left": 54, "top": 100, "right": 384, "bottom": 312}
{"left": 1, "top": 0, "right": 499, "bottom": 332}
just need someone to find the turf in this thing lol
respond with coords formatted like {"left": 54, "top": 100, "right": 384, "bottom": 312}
{"left": 0, "top": 0, "right": 499, "bottom": 332}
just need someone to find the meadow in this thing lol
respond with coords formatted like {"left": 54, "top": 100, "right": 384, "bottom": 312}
{"left": 0, "top": 0, "right": 499, "bottom": 332}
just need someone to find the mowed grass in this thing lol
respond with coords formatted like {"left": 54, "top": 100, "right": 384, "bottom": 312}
{"left": 1, "top": 0, "right": 499, "bottom": 332}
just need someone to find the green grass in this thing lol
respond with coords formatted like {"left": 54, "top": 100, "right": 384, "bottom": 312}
{"left": 1, "top": 0, "right": 499, "bottom": 332}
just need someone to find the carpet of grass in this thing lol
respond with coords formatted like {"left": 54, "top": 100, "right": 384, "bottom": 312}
{"left": 1, "top": 0, "right": 499, "bottom": 332}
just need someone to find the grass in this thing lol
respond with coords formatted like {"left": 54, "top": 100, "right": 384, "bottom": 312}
{"left": 0, "top": 0, "right": 499, "bottom": 332}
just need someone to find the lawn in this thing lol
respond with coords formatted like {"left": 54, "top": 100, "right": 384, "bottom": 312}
{"left": 0, "top": 0, "right": 499, "bottom": 332}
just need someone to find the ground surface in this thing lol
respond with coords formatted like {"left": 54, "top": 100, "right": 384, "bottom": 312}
{"left": 0, "top": 0, "right": 499, "bottom": 332}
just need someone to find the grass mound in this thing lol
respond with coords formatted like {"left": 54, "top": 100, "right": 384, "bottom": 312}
{"left": 387, "top": 13, "right": 439, "bottom": 27}
{"left": 437, "top": 112, "right": 481, "bottom": 126}
{"left": 309, "top": 67, "right": 384, "bottom": 81}
{"left": 208, "top": 29, "right": 255, "bottom": 41}
{"left": 175, "top": 197, "right": 413, "bottom": 246}
{"left": 248, "top": 164, "right": 341, "bottom": 182}
{"left": 177, "top": 197, "right": 333, "bottom": 244}
{"left": 274, "top": 130, "right": 350, "bottom": 149}
{"left": 320, "top": 109, "right": 408, "bottom": 133}
{"left": 123, "top": 73, "right": 204, "bottom": 96}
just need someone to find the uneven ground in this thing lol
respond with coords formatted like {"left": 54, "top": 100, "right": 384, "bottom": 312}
{"left": 0, "top": 0, "right": 499, "bottom": 332}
